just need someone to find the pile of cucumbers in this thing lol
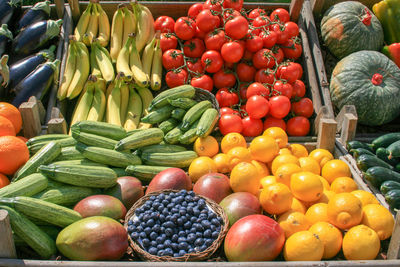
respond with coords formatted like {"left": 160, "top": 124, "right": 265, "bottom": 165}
{"left": 347, "top": 132, "right": 400, "bottom": 210}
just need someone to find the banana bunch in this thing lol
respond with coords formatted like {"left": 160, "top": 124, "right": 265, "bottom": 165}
{"left": 74, "top": 0, "right": 110, "bottom": 47}
{"left": 91, "top": 40, "right": 115, "bottom": 82}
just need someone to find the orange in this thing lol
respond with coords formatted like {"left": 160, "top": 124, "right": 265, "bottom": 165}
{"left": 249, "top": 135, "right": 279, "bottom": 163}
{"left": 279, "top": 148, "right": 292, "bottom": 155}
{"left": 193, "top": 136, "right": 219, "bottom": 157}
{"left": 327, "top": 192, "right": 363, "bottom": 230}
{"left": 227, "top": 146, "right": 252, "bottom": 168}
{"left": 289, "top": 197, "right": 307, "bottom": 214}
{"left": 330, "top": 177, "right": 358, "bottom": 193}
{"left": 271, "top": 154, "right": 299, "bottom": 175}
{"left": 362, "top": 204, "right": 394, "bottom": 240}
{"left": 0, "top": 173, "right": 10, "bottom": 188}
{"left": 259, "top": 183, "right": 293, "bottom": 215}
{"left": 212, "top": 153, "right": 231, "bottom": 173}
{"left": 288, "top": 144, "right": 308, "bottom": 158}
{"left": 251, "top": 160, "right": 270, "bottom": 177}
{"left": 321, "top": 159, "right": 351, "bottom": 184}
{"left": 351, "top": 190, "right": 379, "bottom": 207}
{"left": 290, "top": 172, "right": 323, "bottom": 202}
{"left": 309, "top": 149, "right": 334, "bottom": 168}
{"left": 0, "top": 136, "right": 29, "bottom": 175}
{"left": 283, "top": 230, "right": 324, "bottom": 261}
{"left": 188, "top": 156, "right": 218, "bottom": 183}
{"left": 0, "top": 102, "right": 22, "bottom": 134}
{"left": 342, "top": 225, "right": 380, "bottom": 260}
{"left": 298, "top": 157, "right": 320, "bottom": 175}
{"left": 305, "top": 203, "right": 329, "bottom": 224}
{"left": 317, "top": 190, "right": 335, "bottom": 204}
{"left": 230, "top": 161, "right": 261, "bottom": 195}
{"left": 220, "top": 132, "right": 246, "bottom": 154}
{"left": 260, "top": 175, "right": 276, "bottom": 188}
{"left": 318, "top": 176, "right": 330, "bottom": 190}
{"left": 278, "top": 211, "right": 310, "bottom": 238}
{"left": 16, "top": 136, "right": 28, "bottom": 143}
{"left": 263, "top": 127, "right": 288, "bottom": 148}
{"left": 0, "top": 115, "right": 15, "bottom": 137}
{"left": 309, "top": 222, "right": 342, "bottom": 259}
{"left": 275, "top": 163, "right": 301, "bottom": 187}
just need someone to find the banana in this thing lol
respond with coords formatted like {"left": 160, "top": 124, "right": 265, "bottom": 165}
{"left": 136, "top": 85, "right": 153, "bottom": 129}
{"left": 90, "top": 46, "right": 102, "bottom": 77}
{"left": 70, "top": 78, "right": 95, "bottom": 128}
{"left": 106, "top": 81, "right": 114, "bottom": 99}
{"left": 96, "top": 77, "right": 107, "bottom": 94}
{"left": 119, "top": 81, "right": 129, "bottom": 124}
{"left": 130, "top": 35, "right": 149, "bottom": 87}
{"left": 132, "top": 2, "right": 153, "bottom": 54}
{"left": 83, "top": 3, "right": 99, "bottom": 46}
{"left": 58, "top": 40, "right": 77, "bottom": 100}
{"left": 140, "top": 4, "right": 155, "bottom": 44}
{"left": 122, "top": 6, "right": 136, "bottom": 49}
{"left": 116, "top": 35, "right": 134, "bottom": 78}
{"left": 87, "top": 76, "right": 106, "bottom": 122}
{"left": 106, "top": 73, "right": 124, "bottom": 126}
{"left": 96, "top": 4, "right": 110, "bottom": 47}
{"left": 150, "top": 37, "right": 162, "bottom": 91}
{"left": 110, "top": 6, "right": 124, "bottom": 63}
{"left": 74, "top": 3, "right": 92, "bottom": 42}
{"left": 141, "top": 36, "right": 156, "bottom": 81}
{"left": 92, "top": 41, "right": 115, "bottom": 82}
{"left": 66, "top": 40, "right": 90, "bottom": 99}
{"left": 124, "top": 85, "right": 142, "bottom": 131}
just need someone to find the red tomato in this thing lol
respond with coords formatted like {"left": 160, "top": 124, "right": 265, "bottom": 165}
{"left": 246, "top": 35, "right": 263, "bottom": 52}
{"left": 241, "top": 116, "right": 263, "bottom": 137}
{"left": 242, "top": 50, "right": 254, "bottom": 61}
{"left": 273, "top": 47, "right": 285, "bottom": 64}
{"left": 292, "top": 80, "right": 306, "bottom": 98}
{"left": 282, "top": 38, "right": 302, "bottom": 59}
{"left": 224, "top": 62, "right": 235, "bottom": 69}
{"left": 204, "top": 29, "right": 226, "bottom": 51}
{"left": 252, "top": 15, "right": 269, "bottom": 28}
{"left": 270, "top": 23, "right": 290, "bottom": 44}
{"left": 174, "top": 17, "right": 196, "bottom": 40}
{"left": 220, "top": 107, "right": 237, "bottom": 115}
{"left": 286, "top": 116, "right": 310, "bottom": 136}
{"left": 160, "top": 33, "right": 178, "bottom": 52}
{"left": 252, "top": 48, "right": 276, "bottom": 69}
{"left": 246, "top": 95, "right": 269, "bottom": 119}
{"left": 187, "top": 59, "right": 204, "bottom": 74}
{"left": 203, "top": 0, "right": 223, "bottom": 12}
{"left": 216, "top": 88, "right": 239, "bottom": 107}
{"left": 236, "top": 62, "right": 256, "bottom": 82}
{"left": 195, "top": 26, "right": 207, "bottom": 39}
{"left": 183, "top": 38, "right": 205, "bottom": 58}
{"left": 201, "top": 50, "right": 224, "bottom": 73}
{"left": 272, "top": 80, "right": 293, "bottom": 98}
{"left": 239, "top": 84, "right": 248, "bottom": 100}
{"left": 223, "top": 9, "right": 241, "bottom": 21}
{"left": 284, "top": 22, "right": 299, "bottom": 38}
{"left": 219, "top": 114, "right": 243, "bottom": 135}
{"left": 165, "top": 69, "right": 188, "bottom": 88}
{"left": 190, "top": 74, "right": 213, "bottom": 92}
{"left": 213, "top": 69, "right": 236, "bottom": 89}
{"left": 225, "top": 16, "right": 249, "bottom": 40}
{"left": 188, "top": 3, "right": 204, "bottom": 18}
{"left": 277, "top": 62, "right": 302, "bottom": 84}
{"left": 259, "top": 30, "right": 278, "bottom": 49}
{"left": 291, "top": 98, "right": 314, "bottom": 118}
{"left": 263, "top": 117, "right": 286, "bottom": 131}
{"left": 254, "top": 68, "right": 274, "bottom": 86}
{"left": 154, "top": 16, "right": 175, "bottom": 33}
{"left": 269, "top": 95, "right": 291, "bottom": 119}
{"left": 270, "top": 8, "right": 290, "bottom": 23}
{"left": 223, "top": 0, "right": 243, "bottom": 11}
{"left": 162, "top": 49, "right": 184, "bottom": 70}
{"left": 248, "top": 8, "right": 266, "bottom": 19}
{"left": 246, "top": 82, "right": 270, "bottom": 98}
{"left": 196, "top": 9, "right": 220, "bottom": 33}
{"left": 221, "top": 42, "right": 244, "bottom": 63}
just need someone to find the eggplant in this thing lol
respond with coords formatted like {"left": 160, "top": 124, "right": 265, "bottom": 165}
{"left": 0, "top": 54, "right": 8, "bottom": 99}
{"left": 11, "top": 59, "right": 60, "bottom": 107}
{"left": 0, "top": 24, "right": 11, "bottom": 57}
{"left": 17, "top": 1, "right": 51, "bottom": 31}
{"left": 12, "top": 19, "right": 62, "bottom": 56}
{"left": 0, "top": 0, "right": 21, "bottom": 26}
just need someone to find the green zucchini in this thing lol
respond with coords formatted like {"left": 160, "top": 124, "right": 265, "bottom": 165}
{"left": 346, "top": 140, "right": 373, "bottom": 152}
{"left": 141, "top": 105, "right": 174, "bottom": 124}
{"left": 196, "top": 108, "right": 219, "bottom": 137}
{"left": 14, "top": 225, "right": 61, "bottom": 246}
{"left": 0, "top": 173, "right": 48, "bottom": 197}
{"left": 164, "top": 126, "right": 184, "bottom": 144}
{"left": 381, "top": 180, "right": 400, "bottom": 194}
{"left": 111, "top": 168, "right": 128, "bottom": 177}
{"left": 364, "top": 166, "right": 400, "bottom": 188}
{"left": 349, "top": 148, "right": 375, "bottom": 159}
{"left": 384, "top": 189, "right": 400, "bottom": 210}
{"left": 126, "top": 129, "right": 145, "bottom": 136}
{"left": 396, "top": 163, "right": 400, "bottom": 172}
{"left": 179, "top": 121, "right": 200, "bottom": 145}
{"left": 141, "top": 151, "right": 198, "bottom": 168}
{"left": 26, "top": 134, "right": 70, "bottom": 146}
{"left": 356, "top": 154, "right": 393, "bottom": 172}
{"left": 70, "top": 121, "right": 126, "bottom": 141}
{"left": 171, "top": 108, "right": 186, "bottom": 120}
{"left": 376, "top": 147, "right": 399, "bottom": 166}
{"left": 159, "top": 118, "right": 179, "bottom": 134}
{"left": 28, "top": 137, "right": 77, "bottom": 155}
{"left": 387, "top": 140, "right": 400, "bottom": 159}
{"left": 149, "top": 85, "right": 195, "bottom": 111}
{"left": 137, "top": 144, "right": 187, "bottom": 155}
{"left": 181, "top": 100, "right": 212, "bottom": 131}
{"left": 115, "top": 128, "right": 164, "bottom": 151}
{"left": 168, "top": 97, "right": 197, "bottom": 109}
{"left": 125, "top": 165, "right": 170, "bottom": 183}
{"left": 55, "top": 146, "right": 85, "bottom": 161}
{"left": 51, "top": 159, "right": 106, "bottom": 167}
{"left": 71, "top": 130, "right": 118, "bottom": 150}
{"left": 372, "top": 132, "right": 400, "bottom": 150}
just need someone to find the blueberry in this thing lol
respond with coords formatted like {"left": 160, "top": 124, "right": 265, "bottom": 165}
{"left": 171, "top": 234, "right": 179, "bottom": 242}
{"left": 185, "top": 195, "right": 192, "bottom": 202}
{"left": 136, "top": 207, "right": 143, "bottom": 214}
{"left": 176, "top": 217, "right": 184, "bottom": 226}
{"left": 179, "top": 189, "right": 187, "bottom": 195}
{"left": 194, "top": 246, "right": 201, "bottom": 252}
{"left": 157, "top": 250, "right": 165, "bottom": 256}
{"left": 190, "top": 217, "right": 197, "bottom": 223}
{"left": 171, "top": 207, "right": 178, "bottom": 214}
{"left": 134, "top": 220, "right": 141, "bottom": 226}
{"left": 182, "top": 201, "right": 188, "bottom": 207}
{"left": 178, "top": 230, "right": 186, "bottom": 237}
{"left": 148, "top": 247, "right": 157, "bottom": 255}
{"left": 177, "top": 236, "right": 186, "bottom": 243}
{"left": 143, "top": 203, "right": 151, "bottom": 210}
{"left": 199, "top": 213, "right": 208, "bottom": 220}
{"left": 203, "top": 229, "right": 212, "bottom": 238}
{"left": 187, "top": 233, "right": 196, "bottom": 243}
{"left": 164, "top": 221, "right": 175, "bottom": 228}
{"left": 137, "top": 213, "right": 144, "bottom": 221}
{"left": 144, "top": 227, "right": 152, "bottom": 235}
{"left": 193, "top": 208, "right": 200, "bottom": 216}
{"left": 163, "top": 209, "right": 170, "bottom": 217}
{"left": 164, "top": 247, "right": 173, "bottom": 256}
{"left": 161, "top": 233, "right": 167, "bottom": 240}
{"left": 159, "top": 214, "right": 166, "bottom": 222}
{"left": 188, "top": 248, "right": 195, "bottom": 253}
{"left": 200, "top": 244, "right": 208, "bottom": 251}
{"left": 211, "top": 231, "right": 219, "bottom": 239}
{"left": 139, "top": 232, "right": 147, "bottom": 239}
{"left": 184, "top": 221, "right": 192, "bottom": 230}
{"left": 167, "top": 203, "right": 174, "bottom": 209}
{"left": 142, "top": 238, "right": 150, "bottom": 247}
{"left": 127, "top": 225, "right": 135, "bottom": 232}
{"left": 208, "top": 212, "right": 216, "bottom": 219}
{"left": 162, "top": 199, "right": 169, "bottom": 206}
{"left": 130, "top": 232, "right": 139, "bottom": 240}
{"left": 195, "top": 223, "right": 203, "bottom": 232}
{"left": 151, "top": 240, "right": 157, "bottom": 247}
{"left": 194, "top": 238, "right": 203, "bottom": 247}
{"left": 211, "top": 218, "right": 220, "bottom": 226}
{"left": 178, "top": 209, "right": 186, "bottom": 216}
{"left": 201, "top": 220, "right": 211, "bottom": 228}
{"left": 157, "top": 204, "right": 164, "bottom": 212}
{"left": 153, "top": 224, "right": 161, "bottom": 233}
{"left": 171, "top": 214, "right": 179, "bottom": 222}
{"left": 152, "top": 202, "right": 160, "bottom": 210}
{"left": 171, "top": 242, "right": 179, "bottom": 251}
{"left": 176, "top": 196, "right": 184, "bottom": 203}
{"left": 150, "top": 195, "right": 156, "bottom": 201}
{"left": 164, "top": 239, "right": 172, "bottom": 248}
{"left": 173, "top": 253, "right": 179, "bottom": 257}
{"left": 128, "top": 220, "right": 134, "bottom": 226}
{"left": 158, "top": 193, "right": 166, "bottom": 200}
{"left": 146, "top": 219, "right": 155, "bottom": 228}
{"left": 160, "top": 226, "right": 166, "bottom": 232}
{"left": 189, "top": 191, "right": 195, "bottom": 197}
{"left": 179, "top": 242, "right": 189, "bottom": 251}
{"left": 198, "top": 199, "right": 206, "bottom": 207}
{"left": 156, "top": 236, "right": 165, "bottom": 244}
{"left": 178, "top": 250, "right": 187, "bottom": 256}
{"left": 193, "top": 196, "right": 200, "bottom": 202}
{"left": 218, "top": 217, "right": 224, "bottom": 224}
{"left": 149, "top": 231, "right": 158, "bottom": 240}
{"left": 157, "top": 244, "right": 164, "bottom": 250}
{"left": 165, "top": 228, "right": 174, "bottom": 236}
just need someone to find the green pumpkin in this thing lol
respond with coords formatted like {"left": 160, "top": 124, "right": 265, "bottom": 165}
{"left": 330, "top": 50, "right": 400, "bottom": 126}
{"left": 321, "top": 1, "right": 384, "bottom": 59}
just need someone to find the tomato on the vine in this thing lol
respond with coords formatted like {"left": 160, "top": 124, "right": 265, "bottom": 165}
{"left": 203, "top": 0, "right": 223, "bottom": 12}
{"left": 246, "top": 82, "right": 270, "bottom": 99}
{"left": 201, "top": 50, "right": 224, "bottom": 73}
{"left": 248, "top": 8, "right": 266, "bottom": 19}
{"left": 187, "top": 59, "right": 204, "bottom": 74}
{"left": 221, "top": 42, "right": 244, "bottom": 63}
{"left": 165, "top": 69, "right": 188, "bottom": 88}
{"left": 292, "top": 80, "right": 306, "bottom": 98}
{"left": 190, "top": 74, "right": 214, "bottom": 92}
{"left": 188, "top": 3, "right": 204, "bottom": 19}
{"left": 282, "top": 38, "right": 302, "bottom": 59}
{"left": 252, "top": 48, "right": 276, "bottom": 69}
{"left": 254, "top": 68, "right": 274, "bottom": 85}
{"left": 223, "top": 9, "right": 241, "bottom": 21}
{"left": 162, "top": 49, "right": 184, "bottom": 70}
{"left": 272, "top": 46, "right": 284, "bottom": 64}
{"left": 259, "top": 30, "right": 278, "bottom": 49}
{"left": 236, "top": 62, "right": 256, "bottom": 82}
{"left": 174, "top": 17, "right": 196, "bottom": 40}
{"left": 225, "top": 15, "right": 249, "bottom": 40}
{"left": 252, "top": 15, "right": 269, "bottom": 29}
{"left": 270, "top": 8, "right": 290, "bottom": 23}
{"left": 213, "top": 69, "right": 236, "bottom": 89}
{"left": 183, "top": 38, "right": 205, "bottom": 58}
{"left": 216, "top": 88, "right": 239, "bottom": 107}
{"left": 219, "top": 113, "right": 243, "bottom": 135}
{"left": 291, "top": 98, "right": 314, "bottom": 118}
{"left": 270, "top": 23, "right": 290, "bottom": 44}
{"left": 160, "top": 33, "right": 178, "bottom": 52}
{"left": 154, "top": 16, "right": 175, "bottom": 33}
{"left": 268, "top": 95, "right": 291, "bottom": 119}
{"left": 284, "top": 21, "right": 299, "bottom": 38}
{"left": 220, "top": 107, "right": 237, "bottom": 116}
{"left": 242, "top": 50, "right": 254, "bottom": 61}
{"left": 286, "top": 116, "right": 310, "bottom": 136}
{"left": 223, "top": 0, "right": 243, "bottom": 11}
{"left": 195, "top": 26, "right": 207, "bottom": 39}
{"left": 241, "top": 116, "right": 263, "bottom": 137}
{"left": 263, "top": 116, "right": 286, "bottom": 131}
{"left": 246, "top": 95, "right": 269, "bottom": 119}
{"left": 204, "top": 29, "right": 226, "bottom": 51}
{"left": 239, "top": 84, "right": 248, "bottom": 100}
{"left": 272, "top": 80, "right": 293, "bottom": 98}
{"left": 245, "top": 35, "right": 263, "bottom": 52}
{"left": 277, "top": 62, "right": 302, "bottom": 84}
{"left": 196, "top": 9, "right": 220, "bottom": 33}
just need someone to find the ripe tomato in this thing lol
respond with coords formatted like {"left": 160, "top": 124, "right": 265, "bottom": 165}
{"left": 284, "top": 22, "right": 299, "bottom": 38}
{"left": 270, "top": 23, "right": 290, "bottom": 44}
{"left": 220, "top": 107, "right": 237, "bottom": 115}
{"left": 223, "top": 0, "right": 243, "bottom": 11}
{"left": 196, "top": 9, "right": 220, "bottom": 33}
{"left": 224, "top": 62, "right": 235, "bottom": 69}
{"left": 254, "top": 68, "right": 274, "bottom": 85}
{"left": 269, "top": 95, "right": 291, "bottom": 119}
{"left": 213, "top": 69, "right": 236, "bottom": 89}
{"left": 246, "top": 82, "right": 270, "bottom": 98}
{"left": 259, "top": 30, "right": 278, "bottom": 49}
{"left": 282, "top": 38, "right": 302, "bottom": 59}
{"left": 190, "top": 74, "right": 213, "bottom": 92}
{"left": 187, "top": 59, "right": 204, "bottom": 74}
{"left": 270, "top": 8, "right": 290, "bottom": 23}
{"left": 160, "top": 33, "right": 177, "bottom": 52}
{"left": 221, "top": 42, "right": 244, "bottom": 63}
{"left": 242, "top": 50, "right": 254, "bottom": 61}
{"left": 165, "top": 69, "right": 188, "bottom": 88}
{"left": 292, "top": 80, "right": 306, "bottom": 98}
{"left": 223, "top": 9, "right": 241, "bottom": 21}
{"left": 162, "top": 49, "right": 184, "bottom": 70}
{"left": 195, "top": 26, "right": 207, "bottom": 39}
{"left": 236, "top": 62, "right": 256, "bottom": 82}
{"left": 188, "top": 3, "right": 204, "bottom": 18}
{"left": 252, "top": 15, "right": 269, "bottom": 28}
{"left": 239, "top": 84, "right": 248, "bottom": 100}
{"left": 201, "top": 50, "right": 223, "bottom": 73}
{"left": 241, "top": 116, "right": 263, "bottom": 137}
{"left": 183, "top": 38, "right": 205, "bottom": 58}
{"left": 246, "top": 95, "right": 269, "bottom": 119}
{"left": 174, "top": 17, "right": 196, "bottom": 40}
{"left": 216, "top": 88, "right": 239, "bottom": 107}
{"left": 286, "top": 116, "right": 310, "bottom": 136}
{"left": 248, "top": 8, "right": 266, "bottom": 19}
{"left": 272, "top": 46, "right": 284, "bottom": 64}
{"left": 272, "top": 80, "right": 293, "bottom": 98}
{"left": 277, "top": 62, "right": 302, "bottom": 84}
{"left": 245, "top": 35, "right": 263, "bottom": 52}
{"left": 291, "top": 98, "right": 314, "bottom": 118}
{"left": 203, "top": 0, "right": 223, "bottom": 12}
{"left": 204, "top": 29, "right": 226, "bottom": 51}
{"left": 219, "top": 113, "right": 243, "bottom": 135}
{"left": 154, "top": 16, "right": 175, "bottom": 33}
{"left": 252, "top": 49, "right": 276, "bottom": 69}
{"left": 263, "top": 116, "right": 286, "bottom": 131}
{"left": 225, "top": 15, "right": 249, "bottom": 40}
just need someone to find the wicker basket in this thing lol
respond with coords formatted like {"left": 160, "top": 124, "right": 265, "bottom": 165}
{"left": 193, "top": 87, "right": 220, "bottom": 113}
{"left": 124, "top": 189, "right": 229, "bottom": 262}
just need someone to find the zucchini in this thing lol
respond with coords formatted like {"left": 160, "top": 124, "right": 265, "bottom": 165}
{"left": 111, "top": 168, "right": 128, "bottom": 177}
{"left": 38, "top": 164, "right": 117, "bottom": 188}
{"left": 13, "top": 141, "right": 61, "bottom": 182}
{"left": 0, "top": 205, "right": 56, "bottom": 259}
{"left": 356, "top": 154, "right": 393, "bottom": 172}
{"left": 141, "top": 151, "right": 198, "bottom": 168}
{"left": 372, "top": 132, "right": 400, "bottom": 150}
{"left": 141, "top": 105, "right": 174, "bottom": 124}
{"left": 387, "top": 140, "right": 400, "bottom": 159}
{"left": 149, "top": 85, "right": 195, "bottom": 111}
{"left": 0, "top": 197, "right": 82, "bottom": 228}
{"left": 70, "top": 121, "right": 126, "bottom": 141}
{"left": 55, "top": 146, "right": 85, "bottom": 161}
{"left": 164, "top": 126, "right": 184, "bottom": 144}
{"left": 196, "top": 108, "right": 219, "bottom": 137}
{"left": 181, "top": 100, "right": 212, "bottom": 131}
{"left": 159, "top": 118, "right": 179, "bottom": 134}
{"left": 71, "top": 130, "right": 118, "bottom": 150}
{"left": 115, "top": 128, "right": 164, "bottom": 151}
{"left": 376, "top": 147, "right": 399, "bottom": 166}
{"left": 346, "top": 140, "right": 373, "bottom": 152}
{"left": 0, "top": 173, "right": 48, "bottom": 197}
{"left": 126, "top": 129, "right": 145, "bottom": 136}
{"left": 396, "top": 163, "right": 400, "bottom": 172}
{"left": 349, "top": 148, "right": 375, "bottom": 159}
{"left": 137, "top": 144, "right": 187, "bottom": 155}
{"left": 168, "top": 97, "right": 197, "bottom": 109}
{"left": 381, "top": 180, "right": 400, "bottom": 194}
{"left": 14, "top": 225, "right": 61, "bottom": 246}
{"left": 51, "top": 159, "right": 106, "bottom": 167}
{"left": 384, "top": 189, "right": 400, "bottom": 210}
{"left": 26, "top": 134, "right": 70, "bottom": 146}
{"left": 171, "top": 108, "right": 186, "bottom": 120}
{"left": 125, "top": 165, "right": 170, "bottom": 183}
{"left": 364, "top": 166, "right": 400, "bottom": 188}
{"left": 179, "top": 121, "right": 200, "bottom": 145}
{"left": 76, "top": 143, "right": 142, "bottom": 168}
{"left": 28, "top": 137, "right": 77, "bottom": 155}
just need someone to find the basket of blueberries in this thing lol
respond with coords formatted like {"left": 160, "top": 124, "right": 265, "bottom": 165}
{"left": 124, "top": 189, "right": 229, "bottom": 261}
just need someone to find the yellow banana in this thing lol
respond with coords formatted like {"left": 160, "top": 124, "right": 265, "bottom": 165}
{"left": 90, "top": 46, "right": 102, "bottom": 77}
{"left": 67, "top": 40, "right": 90, "bottom": 99}
{"left": 96, "top": 4, "right": 110, "bottom": 47}
{"left": 124, "top": 85, "right": 142, "bottom": 131}
{"left": 110, "top": 6, "right": 124, "bottom": 63}
{"left": 106, "top": 81, "right": 114, "bottom": 99}
{"left": 74, "top": 3, "right": 91, "bottom": 42}
{"left": 122, "top": 6, "right": 136, "bottom": 49}
{"left": 70, "top": 78, "right": 95, "bottom": 128}
{"left": 92, "top": 41, "right": 115, "bottom": 82}
{"left": 87, "top": 77, "right": 106, "bottom": 122}
{"left": 136, "top": 85, "right": 153, "bottom": 116}
{"left": 130, "top": 35, "right": 149, "bottom": 87}
{"left": 151, "top": 38, "right": 162, "bottom": 91}
{"left": 140, "top": 4, "right": 155, "bottom": 44}
{"left": 83, "top": 3, "right": 99, "bottom": 46}
{"left": 106, "top": 74, "right": 124, "bottom": 126}
{"left": 58, "top": 40, "right": 76, "bottom": 100}
{"left": 96, "top": 77, "right": 107, "bottom": 94}
{"left": 132, "top": 3, "right": 153, "bottom": 54}
{"left": 119, "top": 81, "right": 129, "bottom": 124}
{"left": 141, "top": 36, "right": 156, "bottom": 81}
{"left": 116, "top": 35, "right": 134, "bottom": 78}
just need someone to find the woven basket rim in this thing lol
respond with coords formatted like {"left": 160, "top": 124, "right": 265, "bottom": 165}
{"left": 193, "top": 87, "right": 220, "bottom": 113}
{"left": 124, "top": 189, "right": 229, "bottom": 262}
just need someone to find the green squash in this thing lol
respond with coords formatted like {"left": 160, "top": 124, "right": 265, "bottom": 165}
{"left": 321, "top": 1, "right": 384, "bottom": 59}
{"left": 330, "top": 50, "right": 400, "bottom": 126}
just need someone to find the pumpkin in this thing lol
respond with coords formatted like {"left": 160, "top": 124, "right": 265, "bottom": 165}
{"left": 330, "top": 50, "right": 400, "bottom": 126}
{"left": 321, "top": 1, "right": 384, "bottom": 59}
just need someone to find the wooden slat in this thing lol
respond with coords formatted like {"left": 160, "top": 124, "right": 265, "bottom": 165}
{"left": 47, "top": 107, "right": 67, "bottom": 134}
{"left": 54, "top": 0, "right": 65, "bottom": 19}
{"left": 0, "top": 210, "right": 16, "bottom": 259}
{"left": 310, "top": 0, "right": 325, "bottom": 17}
{"left": 19, "top": 100, "right": 42, "bottom": 139}
{"left": 289, "top": 0, "right": 304, "bottom": 22}
{"left": 317, "top": 118, "right": 336, "bottom": 153}
{"left": 336, "top": 105, "right": 358, "bottom": 145}
{"left": 388, "top": 212, "right": 400, "bottom": 259}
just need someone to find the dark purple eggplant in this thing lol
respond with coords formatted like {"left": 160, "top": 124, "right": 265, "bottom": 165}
{"left": 17, "top": 1, "right": 51, "bottom": 31}
{"left": 0, "top": 24, "right": 11, "bottom": 57}
{"left": 11, "top": 59, "right": 59, "bottom": 107}
{"left": 0, "top": 0, "right": 21, "bottom": 26}
{"left": 12, "top": 19, "right": 62, "bottom": 56}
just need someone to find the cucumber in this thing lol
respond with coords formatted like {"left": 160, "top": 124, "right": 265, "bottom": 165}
{"left": 179, "top": 121, "right": 200, "bottom": 145}
{"left": 346, "top": 140, "right": 373, "bottom": 152}
{"left": 356, "top": 154, "right": 393, "bottom": 172}
{"left": 168, "top": 97, "right": 197, "bottom": 109}
{"left": 141, "top": 151, "right": 198, "bottom": 168}
{"left": 13, "top": 141, "right": 62, "bottom": 182}
{"left": 364, "top": 166, "right": 400, "bottom": 188}
{"left": 384, "top": 189, "right": 400, "bottom": 210}
{"left": 181, "top": 100, "right": 212, "bottom": 131}
{"left": 196, "top": 108, "right": 219, "bottom": 137}
{"left": 0, "top": 173, "right": 48, "bottom": 197}
{"left": 141, "top": 105, "right": 174, "bottom": 124}
{"left": 26, "top": 134, "right": 70, "bottom": 146}
{"left": 149, "top": 85, "right": 195, "bottom": 111}
{"left": 137, "top": 144, "right": 187, "bottom": 155}
{"left": 115, "top": 128, "right": 164, "bottom": 151}
{"left": 171, "top": 108, "right": 186, "bottom": 120}
{"left": 126, "top": 129, "right": 145, "bottom": 136}
{"left": 159, "top": 118, "right": 179, "bottom": 134}
{"left": 372, "top": 132, "right": 400, "bottom": 150}
{"left": 0, "top": 205, "right": 56, "bottom": 259}
{"left": 349, "top": 148, "right": 375, "bottom": 159}
{"left": 70, "top": 121, "right": 126, "bottom": 141}
{"left": 14, "top": 225, "right": 61, "bottom": 246}
{"left": 28, "top": 137, "right": 77, "bottom": 155}
{"left": 125, "top": 165, "right": 170, "bottom": 183}
{"left": 71, "top": 130, "right": 118, "bottom": 150}
{"left": 376, "top": 147, "right": 399, "bottom": 166}
{"left": 387, "top": 140, "right": 400, "bottom": 159}
{"left": 381, "top": 180, "right": 400, "bottom": 194}
{"left": 164, "top": 126, "right": 184, "bottom": 144}
{"left": 51, "top": 159, "right": 106, "bottom": 167}
{"left": 55, "top": 146, "right": 85, "bottom": 161}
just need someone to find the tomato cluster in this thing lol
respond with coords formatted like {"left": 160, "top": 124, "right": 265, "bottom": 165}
{"left": 154, "top": 0, "right": 313, "bottom": 137}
